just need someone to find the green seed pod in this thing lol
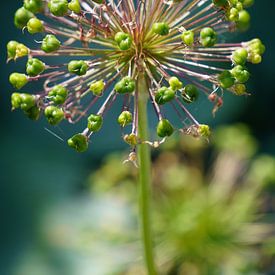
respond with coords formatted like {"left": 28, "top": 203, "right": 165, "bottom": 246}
{"left": 212, "top": 0, "right": 228, "bottom": 7}
{"left": 124, "top": 133, "right": 137, "bottom": 146}
{"left": 44, "top": 106, "right": 64, "bottom": 125}
{"left": 118, "top": 111, "right": 132, "bottom": 127}
{"left": 198, "top": 124, "right": 211, "bottom": 138}
{"left": 24, "top": 0, "right": 44, "bottom": 13}
{"left": 182, "top": 84, "right": 199, "bottom": 103}
{"left": 7, "top": 41, "right": 19, "bottom": 60}
{"left": 14, "top": 7, "right": 34, "bottom": 29}
{"left": 152, "top": 22, "right": 169, "bottom": 36}
{"left": 41, "top": 34, "right": 61, "bottom": 53}
{"left": 114, "top": 32, "right": 132, "bottom": 51}
{"left": 242, "top": 0, "right": 254, "bottom": 8}
{"left": 68, "top": 0, "right": 81, "bottom": 13}
{"left": 24, "top": 105, "right": 40, "bottom": 120}
{"left": 218, "top": 70, "right": 235, "bottom": 89}
{"left": 68, "top": 133, "right": 89, "bottom": 152}
{"left": 11, "top": 93, "right": 36, "bottom": 111}
{"left": 87, "top": 114, "right": 103, "bottom": 132}
{"left": 237, "top": 10, "right": 250, "bottom": 31}
{"left": 68, "top": 60, "right": 89, "bottom": 76}
{"left": 155, "top": 87, "right": 175, "bottom": 105}
{"left": 48, "top": 85, "right": 68, "bottom": 104}
{"left": 114, "top": 76, "right": 135, "bottom": 94}
{"left": 231, "top": 65, "right": 250, "bottom": 83}
{"left": 15, "top": 43, "right": 29, "bottom": 59}
{"left": 200, "top": 27, "right": 217, "bottom": 47}
{"left": 48, "top": 0, "right": 68, "bottom": 16}
{"left": 157, "top": 119, "right": 174, "bottom": 138}
{"left": 27, "top": 18, "right": 44, "bottom": 34}
{"left": 246, "top": 38, "right": 265, "bottom": 64}
{"left": 169, "top": 76, "right": 183, "bottom": 91}
{"left": 9, "top": 73, "right": 28, "bottom": 89}
{"left": 26, "top": 58, "right": 45, "bottom": 76}
{"left": 89, "top": 80, "right": 105, "bottom": 96}
{"left": 11, "top": 93, "right": 21, "bottom": 109}
{"left": 227, "top": 7, "right": 239, "bottom": 22}
{"left": 232, "top": 48, "right": 248, "bottom": 65}
{"left": 92, "top": 0, "right": 104, "bottom": 3}
{"left": 233, "top": 83, "right": 247, "bottom": 96}
{"left": 181, "top": 30, "right": 194, "bottom": 46}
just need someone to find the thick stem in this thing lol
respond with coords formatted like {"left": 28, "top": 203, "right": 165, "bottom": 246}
{"left": 137, "top": 73, "right": 156, "bottom": 275}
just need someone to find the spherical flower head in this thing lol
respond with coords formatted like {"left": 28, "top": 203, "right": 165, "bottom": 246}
{"left": 7, "top": 0, "right": 264, "bottom": 152}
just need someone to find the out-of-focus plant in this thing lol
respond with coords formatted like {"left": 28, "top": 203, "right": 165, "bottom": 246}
{"left": 13, "top": 124, "right": 275, "bottom": 275}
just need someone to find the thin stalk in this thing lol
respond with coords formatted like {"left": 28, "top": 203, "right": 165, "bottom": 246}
{"left": 137, "top": 72, "right": 156, "bottom": 275}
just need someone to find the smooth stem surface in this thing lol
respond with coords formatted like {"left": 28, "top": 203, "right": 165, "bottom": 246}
{"left": 137, "top": 72, "right": 156, "bottom": 275}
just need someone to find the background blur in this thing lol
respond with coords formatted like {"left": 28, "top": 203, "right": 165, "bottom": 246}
{"left": 0, "top": 1, "right": 275, "bottom": 275}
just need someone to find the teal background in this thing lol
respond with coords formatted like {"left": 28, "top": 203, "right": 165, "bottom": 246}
{"left": 0, "top": 1, "right": 274, "bottom": 274}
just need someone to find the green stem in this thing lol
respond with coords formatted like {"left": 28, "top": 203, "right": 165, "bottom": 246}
{"left": 137, "top": 73, "right": 156, "bottom": 275}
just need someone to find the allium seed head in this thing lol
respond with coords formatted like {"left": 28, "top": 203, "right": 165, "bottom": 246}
{"left": 8, "top": 0, "right": 265, "bottom": 153}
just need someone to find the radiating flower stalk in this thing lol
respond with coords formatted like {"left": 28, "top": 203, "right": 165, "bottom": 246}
{"left": 8, "top": 0, "right": 265, "bottom": 273}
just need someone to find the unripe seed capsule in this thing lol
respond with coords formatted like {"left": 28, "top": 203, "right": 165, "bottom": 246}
{"left": 152, "top": 22, "right": 169, "bottom": 36}
{"left": 68, "top": 0, "right": 81, "bottom": 13}
{"left": 115, "top": 76, "right": 135, "bottom": 94}
{"left": 157, "top": 119, "right": 174, "bottom": 138}
{"left": 181, "top": 30, "right": 195, "bottom": 46}
{"left": 9, "top": 73, "right": 28, "bottom": 89}
{"left": 68, "top": 133, "right": 88, "bottom": 152}
{"left": 27, "top": 18, "right": 44, "bottom": 34}
{"left": 48, "top": 85, "right": 68, "bottom": 104}
{"left": 68, "top": 60, "right": 89, "bottom": 76}
{"left": 48, "top": 0, "right": 68, "bottom": 17}
{"left": 182, "top": 84, "right": 199, "bottom": 103}
{"left": 155, "top": 87, "right": 175, "bottom": 105}
{"left": 118, "top": 111, "right": 132, "bottom": 127}
{"left": 44, "top": 106, "right": 64, "bottom": 125}
{"left": 218, "top": 70, "right": 235, "bottom": 89}
{"left": 87, "top": 114, "right": 103, "bottom": 132}
{"left": 24, "top": 0, "right": 44, "bottom": 13}
{"left": 14, "top": 7, "right": 34, "bottom": 29}
{"left": 89, "top": 80, "right": 105, "bottom": 96}
{"left": 169, "top": 76, "right": 183, "bottom": 91}
{"left": 200, "top": 27, "right": 217, "bottom": 47}
{"left": 26, "top": 58, "right": 45, "bottom": 76}
{"left": 41, "top": 34, "right": 61, "bottom": 53}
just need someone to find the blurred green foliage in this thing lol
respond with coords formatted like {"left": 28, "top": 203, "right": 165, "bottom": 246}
{"left": 11, "top": 124, "right": 275, "bottom": 275}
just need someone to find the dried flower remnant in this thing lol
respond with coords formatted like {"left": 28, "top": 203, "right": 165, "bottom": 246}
{"left": 8, "top": 0, "right": 265, "bottom": 153}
